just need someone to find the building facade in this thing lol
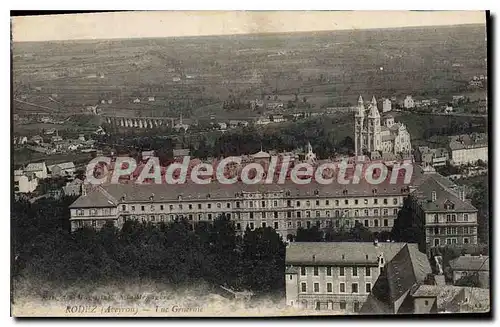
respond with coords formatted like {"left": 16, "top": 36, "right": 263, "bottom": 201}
{"left": 409, "top": 172, "right": 478, "bottom": 252}
{"left": 69, "top": 178, "right": 410, "bottom": 237}
{"left": 354, "top": 96, "right": 412, "bottom": 157}
{"left": 448, "top": 133, "right": 488, "bottom": 166}
{"left": 285, "top": 242, "right": 428, "bottom": 313}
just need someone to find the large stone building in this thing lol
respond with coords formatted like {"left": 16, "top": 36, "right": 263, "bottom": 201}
{"left": 409, "top": 169, "right": 479, "bottom": 251}
{"left": 448, "top": 133, "right": 488, "bottom": 166}
{"left": 69, "top": 174, "right": 412, "bottom": 238}
{"left": 285, "top": 242, "right": 430, "bottom": 313}
{"left": 354, "top": 96, "right": 412, "bottom": 157}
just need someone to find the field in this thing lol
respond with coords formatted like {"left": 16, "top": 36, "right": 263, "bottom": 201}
{"left": 12, "top": 24, "right": 488, "bottom": 122}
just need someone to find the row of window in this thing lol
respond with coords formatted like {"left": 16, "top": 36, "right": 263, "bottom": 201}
{"left": 300, "top": 281, "right": 371, "bottom": 294}
{"left": 428, "top": 226, "right": 477, "bottom": 235}
{"left": 297, "top": 300, "right": 359, "bottom": 312}
{"left": 300, "top": 266, "right": 377, "bottom": 277}
{"left": 118, "top": 197, "right": 401, "bottom": 212}
{"left": 431, "top": 213, "right": 471, "bottom": 223}
{"left": 75, "top": 208, "right": 112, "bottom": 216}
{"left": 433, "top": 237, "right": 471, "bottom": 246}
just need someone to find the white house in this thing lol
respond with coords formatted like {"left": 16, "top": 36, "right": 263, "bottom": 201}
{"left": 14, "top": 171, "right": 38, "bottom": 193}
{"left": 47, "top": 162, "right": 76, "bottom": 178}
{"left": 382, "top": 98, "right": 392, "bottom": 112}
{"left": 24, "top": 162, "right": 48, "bottom": 179}
{"left": 404, "top": 96, "right": 415, "bottom": 109}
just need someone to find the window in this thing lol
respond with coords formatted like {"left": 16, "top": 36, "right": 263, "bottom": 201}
{"left": 306, "top": 200, "right": 311, "bottom": 207}
{"left": 249, "top": 202, "right": 253, "bottom": 208}
{"left": 464, "top": 214, "right": 469, "bottom": 222}
{"left": 366, "top": 283, "right": 372, "bottom": 293}
{"left": 207, "top": 204, "right": 211, "bottom": 209}
{"left": 364, "top": 209, "right": 369, "bottom": 216}
{"left": 384, "top": 219, "right": 389, "bottom": 227}
{"left": 131, "top": 206, "right": 135, "bottom": 211}
{"left": 383, "top": 209, "right": 388, "bottom": 216}
{"left": 297, "top": 211, "right": 301, "bottom": 218}
{"left": 316, "top": 211, "right": 320, "bottom": 217}
{"left": 327, "top": 283, "right": 333, "bottom": 293}
{"left": 393, "top": 209, "right": 398, "bottom": 215}
{"left": 434, "top": 239, "right": 440, "bottom": 246}
{"left": 208, "top": 214, "right": 212, "bottom": 220}
{"left": 301, "top": 267, "right": 306, "bottom": 276}
{"left": 393, "top": 198, "right": 398, "bottom": 205}
{"left": 301, "top": 282, "right": 307, "bottom": 292}
{"left": 316, "top": 200, "right": 320, "bottom": 206}
{"left": 122, "top": 205, "right": 126, "bottom": 211}
{"left": 236, "top": 202, "right": 240, "bottom": 208}
{"left": 374, "top": 199, "right": 378, "bottom": 205}
{"left": 339, "top": 283, "right": 346, "bottom": 293}
{"left": 383, "top": 199, "right": 388, "bottom": 205}
{"left": 464, "top": 237, "right": 469, "bottom": 244}
{"left": 274, "top": 211, "right": 279, "bottom": 218}
{"left": 217, "top": 203, "right": 222, "bottom": 209}
{"left": 339, "top": 267, "right": 345, "bottom": 276}
{"left": 326, "top": 200, "right": 330, "bottom": 205}
{"left": 227, "top": 203, "right": 231, "bottom": 208}
{"left": 236, "top": 223, "right": 241, "bottom": 230}
{"left": 160, "top": 205, "right": 164, "bottom": 211}
{"left": 261, "top": 200, "right": 266, "bottom": 207}
{"left": 262, "top": 212, "right": 266, "bottom": 219}
{"left": 425, "top": 300, "right": 429, "bottom": 306}
{"left": 352, "top": 267, "right": 358, "bottom": 277}
{"left": 344, "top": 199, "right": 349, "bottom": 205}
{"left": 274, "top": 221, "right": 279, "bottom": 229}
{"left": 365, "top": 267, "right": 371, "bottom": 277}
{"left": 314, "top": 267, "right": 319, "bottom": 276}
{"left": 355, "top": 199, "right": 359, "bottom": 205}
{"left": 287, "top": 211, "right": 292, "bottom": 218}
{"left": 249, "top": 222, "right": 254, "bottom": 230}
{"left": 354, "top": 210, "right": 359, "bottom": 217}
{"left": 314, "top": 283, "right": 319, "bottom": 293}
{"left": 339, "top": 301, "right": 346, "bottom": 310}
{"left": 327, "top": 267, "right": 332, "bottom": 276}
{"left": 306, "top": 211, "right": 311, "bottom": 218}
{"left": 374, "top": 209, "right": 379, "bottom": 216}
{"left": 169, "top": 205, "right": 174, "bottom": 210}
{"left": 287, "top": 200, "right": 292, "bottom": 207}
{"left": 249, "top": 212, "right": 254, "bottom": 219}
{"left": 364, "top": 220, "right": 369, "bottom": 227}
{"left": 374, "top": 219, "right": 379, "bottom": 227}
{"left": 296, "top": 201, "right": 301, "bottom": 207}
{"left": 352, "top": 283, "right": 358, "bottom": 293}
{"left": 141, "top": 206, "right": 145, "bottom": 211}
{"left": 262, "top": 222, "right": 266, "bottom": 228}
{"left": 335, "top": 200, "right": 339, "bottom": 206}
{"left": 179, "top": 204, "right": 183, "bottom": 210}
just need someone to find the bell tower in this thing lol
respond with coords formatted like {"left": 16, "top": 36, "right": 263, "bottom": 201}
{"left": 367, "top": 96, "right": 381, "bottom": 153}
{"left": 354, "top": 95, "right": 365, "bottom": 156}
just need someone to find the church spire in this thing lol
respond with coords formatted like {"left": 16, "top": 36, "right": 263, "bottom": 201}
{"left": 358, "top": 95, "right": 364, "bottom": 106}
{"left": 356, "top": 95, "right": 365, "bottom": 117}
{"left": 371, "top": 95, "right": 377, "bottom": 106}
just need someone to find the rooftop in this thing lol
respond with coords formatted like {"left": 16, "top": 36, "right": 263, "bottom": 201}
{"left": 449, "top": 256, "right": 489, "bottom": 271}
{"left": 285, "top": 242, "right": 408, "bottom": 266}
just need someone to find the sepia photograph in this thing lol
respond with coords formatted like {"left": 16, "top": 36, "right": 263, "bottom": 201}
{"left": 10, "top": 10, "right": 491, "bottom": 318}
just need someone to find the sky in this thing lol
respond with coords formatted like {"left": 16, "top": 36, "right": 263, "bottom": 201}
{"left": 12, "top": 11, "right": 486, "bottom": 42}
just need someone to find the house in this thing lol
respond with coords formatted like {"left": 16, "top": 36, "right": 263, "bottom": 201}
{"left": 382, "top": 99, "right": 392, "bottom": 112}
{"left": 448, "top": 133, "right": 488, "bottom": 166}
{"left": 359, "top": 243, "right": 432, "bottom": 314}
{"left": 444, "top": 105, "right": 453, "bottom": 114}
{"left": 217, "top": 122, "right": 227, "bottom": 131}
{"left": 449, "top": 255, "right": 489, "bottom": 288}
{"left": 414, "top": 146, "right": 449, "bottom": 168}
{"left": 452, "top": 95, "right": 465, "bottom": 103}
{"left": 412, "top": 285, "right": 489, "bottom": 313}
{"left": 409, "top": 172, "right": 478, "bottom": 251}
{"left": 403, "top": 96, "right": 415, "bottom": 109}
{"left": 271, "top": 114, "right": 286, "bottom": 123}
{"left": 63, "top": 178, "right": 84, "bottom": 196}
{"left": 173, "top": 148, "right": 190, "bottom": 158}
{"left": 14, "top": 171, "right": 38, "bottom": 193}
{"left": 255, "top": 117, "right": 271, "bottom": 126}
{"left": 30, "top": 135, "right": 44, "bottom": 145}
{"left": 229, "top": 120, "right": 249, "bottom": 128}
{"left": 148, "top": 96, "right": 155, "bottom": 102}
{"left": 47, "top": 162, "right": 76, "bottom": 178}
{"left": 78, "top": 134, "right": 86, "bottom": 142}
{"left": 266, "top": 102, "right": 284, "bottom": 110}
{"left": 133, "top": 98, "right": 141, "bottom": 103}
{"left": 44, "top": 128, "right": 56, "bottom": 135}
{"left": 51, "top": 135, "right": 63, "bottom": 143}
{"left": 24, "top": 162, "right": 48, "bottom": 179}
{"left": 286, "top": 242, "right": 430, "bottom": 314}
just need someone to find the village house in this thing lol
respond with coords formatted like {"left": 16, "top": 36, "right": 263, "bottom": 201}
{"left": 449, "top": 255, "right": 489, "bottom": 288}
{"left": 411, "top": 285, "right": 489, "bottom": 314}
{"left": 414, "top": 146, "right": 449, "bottom": 168}
{"left": 448, "top": 133, "right": 488, "bottom": 166}
{"left": 24, "top": 162, "right": 48, "bottom": 179}
{"left": 403, "top": 96, "right": 415, "bottom": 109}
{"left": 14, "top": 170, "right": 38, "bottom": 194}
{"left": 47, "top": 161, "right": 76, "bottom": 178}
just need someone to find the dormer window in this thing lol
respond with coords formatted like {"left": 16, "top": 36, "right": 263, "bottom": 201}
{"left": 178, "top": 195, "right": 182, "bottom": 201}
{"left": 444, "top": 200, "right": 455, "bottom": 210}
{"left": 314, "top": 189, "right": 319, "bottom": 196}
{"left": 285, "top": 190, "right": 291, "bottom": 196}
{"left": 372, "top": 189, "right": 377, "bottom": 195}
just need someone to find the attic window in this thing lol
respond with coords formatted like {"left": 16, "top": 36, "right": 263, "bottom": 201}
{"left": 342, "top": 190, "right": 348, "bottom": 195}
{"left": 342, "top": 254, "right": 345, "bottom": 260}
{"left": 372, "top": 189, "right": 378, "bottom": 195}
{"left": 314, "top": 189, "right": 319, "bottom": 196}
{"left": 444, "top": 200, "right": 455, "bottom": 210}
{"left": 177, "top": 195, "right": 182, "bottom": 201}
{"left": 207, "top": 194, "right": 211, "bottom": 199}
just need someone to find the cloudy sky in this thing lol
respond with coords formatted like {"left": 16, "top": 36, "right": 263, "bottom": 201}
{"left": 12, "top": 11, "right": 486, "bottom": 42}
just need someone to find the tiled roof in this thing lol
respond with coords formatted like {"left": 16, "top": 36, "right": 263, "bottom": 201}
{"left": 449, "top": 133, "right": 488, "bottom": 150}
{"left": 411, "top": 175, "right": 476, "bottom": 212}
{"left": 47, "top": 161, "right": 75, "bottom": 171}
{"left": 285, "top": 242, "right": 407, "bottom": 265}
{"left": 385, "top": 244, "right": 432, "bottom": 304}
{"left": 449, "top": 256, "right": 489, "bottom": 271}
{"left": 69, "top": 186, "right": 118, "bottom": 208}
{"left": 25, "top": 162, "right": 46, "bottom": 172}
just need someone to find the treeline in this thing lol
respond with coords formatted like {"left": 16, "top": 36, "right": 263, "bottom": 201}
{"left": 12, "top": 199, "right": 285, "bottom": 295}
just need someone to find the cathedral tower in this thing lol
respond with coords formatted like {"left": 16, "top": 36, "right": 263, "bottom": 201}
{"left": 367, "top": 96, "right": 381, "bottom": 153}
{"left": 354, "top": 95, "right": 365, "bottom": 156}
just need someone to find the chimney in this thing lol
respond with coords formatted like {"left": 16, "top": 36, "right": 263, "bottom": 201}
{"left": 431, "top": 191, "right": 437, "bottom": 202}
